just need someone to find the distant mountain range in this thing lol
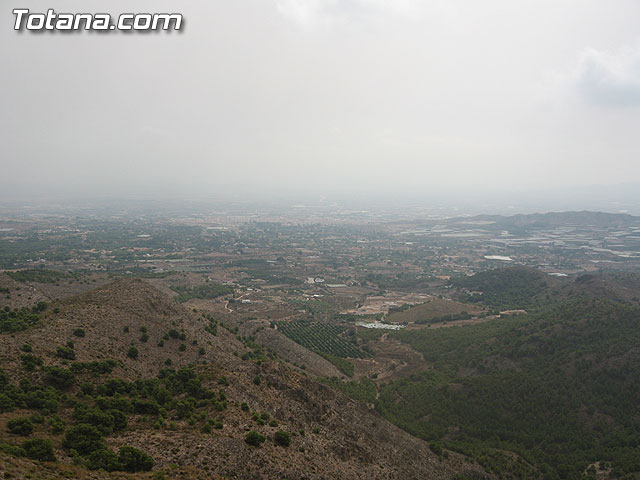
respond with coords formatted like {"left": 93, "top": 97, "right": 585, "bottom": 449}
{"left": 446, "top": 210, "right": 639, "bottom": 231}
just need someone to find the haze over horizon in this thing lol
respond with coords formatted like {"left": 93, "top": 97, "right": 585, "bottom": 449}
{"left": 2, "top": 1, "right": 640, "bottom": 202}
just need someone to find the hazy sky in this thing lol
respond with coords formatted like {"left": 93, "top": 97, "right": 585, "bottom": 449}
{"left": 2, "top": 1, "right": 640, "bottom": 200}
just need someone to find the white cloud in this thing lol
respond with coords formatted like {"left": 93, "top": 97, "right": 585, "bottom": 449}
{"left": 575, "top": 43, "right": 640, "bottom": 107}
{"left": 273, "top": 0, "right": 418, "bottom": 28}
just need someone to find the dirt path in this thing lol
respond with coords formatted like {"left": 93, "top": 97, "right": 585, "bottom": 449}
{"left": 224, "top": 292, "right": 250, "bottom": 313}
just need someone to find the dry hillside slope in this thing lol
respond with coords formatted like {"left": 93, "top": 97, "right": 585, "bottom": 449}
{"left": 0, "top": 279, "right": 488, "bottom": 479}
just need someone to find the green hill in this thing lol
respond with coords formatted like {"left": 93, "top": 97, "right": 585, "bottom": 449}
{"left": 373, "top": 292, "right": 640, "bottom": 479}
{"left": 452, "top": 267, "right": 552, "bottom": 310}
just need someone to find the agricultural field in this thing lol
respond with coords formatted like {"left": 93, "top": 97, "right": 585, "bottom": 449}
{"left": 276, "top": 320, "right": 366, "bottom": 359}
{"left": 386, "top": 297, "right": 485, "bottom": 324}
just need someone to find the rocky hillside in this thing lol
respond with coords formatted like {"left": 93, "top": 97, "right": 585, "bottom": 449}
{"left": 0, "top": 279, "right": 487, "bottom": 479}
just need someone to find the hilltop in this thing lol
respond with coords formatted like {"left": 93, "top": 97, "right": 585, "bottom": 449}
{"left": 452, "top": 266, "right": 640, "bottom": 310}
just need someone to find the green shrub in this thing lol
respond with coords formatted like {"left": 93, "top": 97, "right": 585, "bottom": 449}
{"left": 133, "top": 399, "right": 160, "bottom": 415}
{"left": 0, "top": 394, "right": 15, "bottom": 413}
{"left": 274, "top": 430, "right": 291, "bottom": 447}
{"left": 175, "top": 398, "right": 195, "bottom": 419}
{"left": 167, "top": 329, "right": 186, "bottom": 340}
{"left": 95, "top": 394, "right": 132, "bottom": 413}
{"left": 22, "top": 438, "right": 56, "bottom": 461}
{"left": 49, "top": 415, "right": 66, "bottom": 434}
{"left": 71, "top": 360, "right": 117, "bottom": 374}
{"left": 127, "top": 346, "right": 138, "bottom": 359}
{"left": 87, "top": 448, "right": 121, "bottom": 471}
{"left": 73, "top": 328, "right": 86, "bottom": 337}
{"left": 29, "top": 414, "right": 44, "bottom": 424}
{"left": 62, "top": 424, "right": 104, "bottom": 455}
{"left": 20, "top": 353, "right": 43, "bottom": 371}
{"left": 43, "top": 366, "right": 75, "bottom": 389}
{"left": 0, "top": 442, "right": 26, "bottom": 457}
{"left": 34, "top": 301, "right": 48, "bottom": 312}
{"left": 244, "top": 430, "right": 266, "bottom": 446}
{"left": 73, "top": 405, "right": 118, "bottom": 435}
{"left": 109, "top": 409, "right": 127, "bottom": 431}
{"left": 97, "top": 378, "right": 129, "bottom": 397}
{"left": 7, "top": 417, "right": 33, "bottom": 436}
{"left": 0, "top": 306, "right": 41, "bottom": 332}
{"left": 118, "top": 445, "right": 154, "bottom": 472}
{"left": 22, "top": 387, "right": 60, "bottom": 414}
{"left": 80, "top": 382, "right": 94, "bottom": 395}
{"left": 56, "top": 345, "right": 76, "bottom": 360}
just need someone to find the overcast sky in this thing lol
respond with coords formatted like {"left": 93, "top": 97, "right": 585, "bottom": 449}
{"left": 1, "top": 1, "right": 640, "bottom": 201}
